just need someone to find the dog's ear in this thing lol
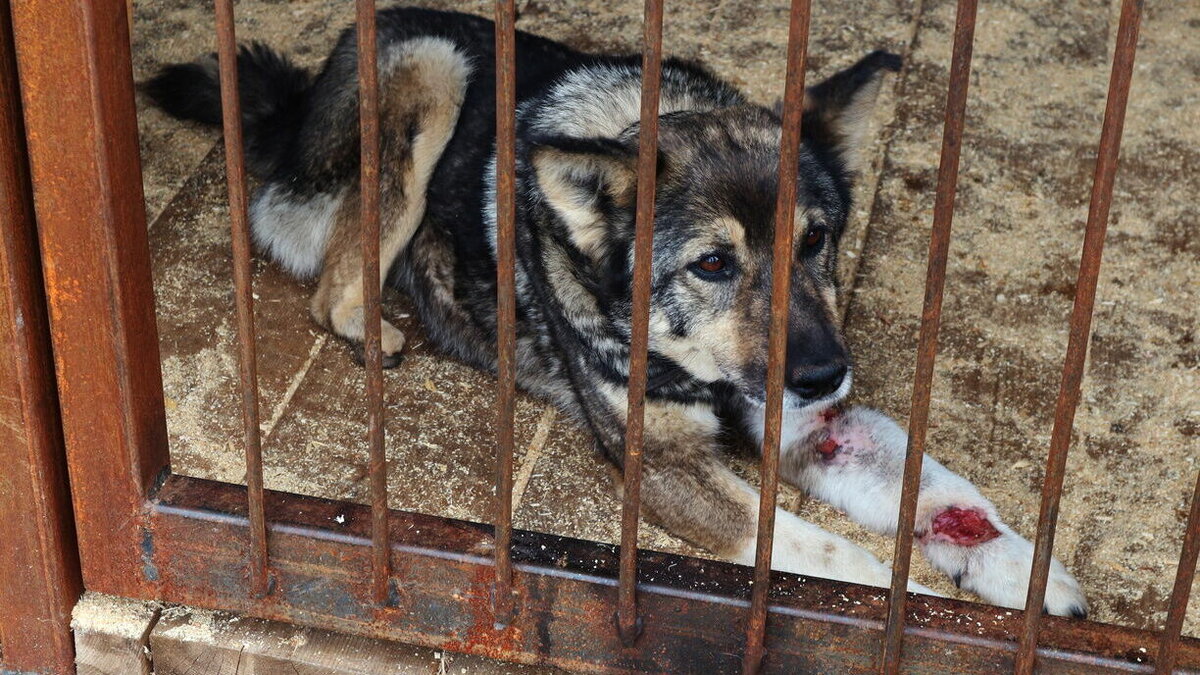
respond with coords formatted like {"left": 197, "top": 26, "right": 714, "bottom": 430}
{"left": 528, "top": 135, "right": 638, "bottom": 259}
{"left": 799, "top": 50, "right": 901, "bottom": 174}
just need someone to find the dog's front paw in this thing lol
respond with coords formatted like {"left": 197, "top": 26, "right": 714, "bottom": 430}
{"left": 922, "top": 523, "right": 1087, "bottom": 617}
{"left": 351, "top": 340, "right": 405, "bottom": 369}
{"left": 1040, "top": 558, "right": 1089, "bottom": 619}
{"left": 334, "top": 312, "right": 406, "bottom": 369}
{"left": 350, "top": 317, "right": 406, "bottom": 369}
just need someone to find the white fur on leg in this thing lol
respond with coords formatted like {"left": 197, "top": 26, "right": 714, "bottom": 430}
{"left": 763, "top": 404, "right": 1088, "bottom": 617}
{"left": 732, "top": 506, "right": 938, "bottom": 596}
{"left": 249, "top": 185, "right": 346, "bottom": 279}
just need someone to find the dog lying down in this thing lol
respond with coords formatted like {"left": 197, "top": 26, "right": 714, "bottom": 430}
{"left": 146, "top": 6, "right": 1086, "bottom": 616}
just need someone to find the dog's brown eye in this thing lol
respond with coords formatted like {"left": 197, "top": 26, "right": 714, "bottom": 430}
{"left": 698, "top": 254, "right": 725, "bottom": 273}
{"left": 690, "top": 252, "right": 732, "bottom": 280}
{"left": 804, "top": 227, "right": 825, "bottom": 250}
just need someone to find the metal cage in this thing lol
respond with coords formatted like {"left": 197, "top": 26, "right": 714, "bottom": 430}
{"left": 1, "top": 0, "right": 1197, "bottom": 673}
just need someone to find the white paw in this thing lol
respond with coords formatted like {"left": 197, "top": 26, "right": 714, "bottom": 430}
{"left": 923, "top": 527, "right": 1087, "bottom": 618}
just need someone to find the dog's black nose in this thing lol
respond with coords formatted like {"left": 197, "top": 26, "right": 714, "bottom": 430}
{"left": 787, "top": 362, "right": 847, "bottom": 399}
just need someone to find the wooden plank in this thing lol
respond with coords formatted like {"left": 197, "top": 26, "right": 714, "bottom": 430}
{"left": 72, "top": 592, "right": 160, "bottom": 675}
{"left": 9, "top": 0, "right": 169, "bottom": 598}
{"left": 0, "top": 0, "right": 83, "bottom": 670}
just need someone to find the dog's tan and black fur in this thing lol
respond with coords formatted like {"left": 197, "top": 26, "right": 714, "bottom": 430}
{"left": 148, "top": 6, "right": 1087, "bottom": 614}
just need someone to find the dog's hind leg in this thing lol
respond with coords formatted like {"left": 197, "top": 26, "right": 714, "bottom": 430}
{"left": 623, "top": 400, "right": 935, "bottom": 593}
{"left": 310, "top": 38, "right": 470, "bottom": 366}
{"left": 770, "top": 404, "right": 1088, "bottom": 617}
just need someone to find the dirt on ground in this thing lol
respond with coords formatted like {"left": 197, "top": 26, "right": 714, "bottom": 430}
{"left": 131, "top": 0, "right": 1198, "bottom": 649}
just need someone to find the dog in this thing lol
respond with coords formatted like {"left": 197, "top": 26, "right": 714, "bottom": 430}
{"left": 146, "top": 6, "right": 1087, "bottom": 616}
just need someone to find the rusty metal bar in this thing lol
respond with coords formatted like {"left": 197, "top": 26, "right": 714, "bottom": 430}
{"left": 214, "top": 0, "right": 270, "bottom": 599}
{"left": 146, "top": 473, "right": 1200, "bottom": 673}
{"left": 616, "top": 0, "right": 664, "bottom": 648}
{"left": 1155, "top": 470, "right": 1200, "bottom": 674}
{"left": 493, "top": 0, "right": 518, "bottom": 626}
{"left": 355, "top": 0, "right": 390, "bottom": 606}
{"left": 742, "top": 1, "right": 811, "bottom": 671}
{"left": 0, "top": 1, "right": 83, "bottom": 668}
{"left": 11, "top": 0, "right": 170, "bottom": 597}
{"left": 1015, "top": 0, "right": 1143, "bottom": 670}
{"left": 879, "top": 0, "right": 977, "bottom": 672}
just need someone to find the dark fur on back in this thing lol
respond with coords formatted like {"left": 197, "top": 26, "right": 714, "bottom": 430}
{"left": 146, "top": 5, "right": 900, "bottom": 461}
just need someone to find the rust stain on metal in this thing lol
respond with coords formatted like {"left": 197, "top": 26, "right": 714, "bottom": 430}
{"left": 493, "top": 0, "right": 519, "bottom": 628}
{"left": 879, "top": 0, "right": 977, "bottom": 672}
{"left": 742, "top": 1, "right": 811, "bottom": 672}
{"left": 214, "top": 0, "right": 271, "bottom": 600}
{"left": 617, "top": 0, "right": 664, "bottom": 649}
{"left": 443, "top": 566, "right": 525, "bottom": 660}
{"left": 1155, "top": 469, "right": 1199, "bottom": 674}
{"left": 355, "top": 0, "right": 391, "bottom": 607}
{"left": 1015, "top": 0, "right": 1143, "bottom": 671}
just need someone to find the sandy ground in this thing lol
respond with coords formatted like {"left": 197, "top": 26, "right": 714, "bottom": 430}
{"left": 130, "top": 0, "right": 1198, "bottom": 657}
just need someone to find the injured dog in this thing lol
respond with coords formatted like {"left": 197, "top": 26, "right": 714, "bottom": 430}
{"left": 146, "top": 6, "right": 1086, "bottom": 616}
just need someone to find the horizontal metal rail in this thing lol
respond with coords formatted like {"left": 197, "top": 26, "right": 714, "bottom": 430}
{"left": 139, "top": 474, "right": 1200, "bottom": 674}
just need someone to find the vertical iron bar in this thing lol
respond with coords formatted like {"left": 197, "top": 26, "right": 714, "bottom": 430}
{"left": 493, "top": 0, "right": 518, "bottom": 627}
{"left": 11, "top": 0, "right": 169, "bottom": 598}
{"left": 355, "top": 0, "right": 390, "bottom": 607}
{"left": 616, "top": 0, "right": 664, "bottom": 647}
{"left": 878, "top": 0, "right": 977, "bottom": 671}
{"left": 1156, "top": 470, "right": 1200, "bottom": 674}
{"left": 1014, "top": 0, "right": 1142, "bottom": 670}
{"left": 741, "top": 1, "right": 811, "bottom": 671}
{"left": 214, "top": 0, "right": 269, "bottom": 598}
{"left": 0, "top": 1, "right": 83, "bottom": 665}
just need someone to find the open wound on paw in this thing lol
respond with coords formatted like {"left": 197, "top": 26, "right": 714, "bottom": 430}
{"left": 927, "top": 506, "right": 1001, "bottom": 547}
{"left": 812, "top": 406, "right": 850, "bottom": 458}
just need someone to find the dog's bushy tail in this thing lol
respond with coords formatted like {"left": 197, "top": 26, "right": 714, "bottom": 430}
{"left": 144, "top": 42, "right": 312, "bottom": 177}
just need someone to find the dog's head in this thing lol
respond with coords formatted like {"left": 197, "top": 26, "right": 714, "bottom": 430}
{"left": 524, "top": 51, "right": 900, "bottom": 409}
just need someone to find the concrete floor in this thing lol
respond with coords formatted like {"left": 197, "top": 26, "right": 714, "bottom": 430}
{"left": 132, "top": 0, "right": 1198, "bottom": 651}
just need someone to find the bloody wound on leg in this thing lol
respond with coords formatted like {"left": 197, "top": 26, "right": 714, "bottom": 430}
{"left": 924, "top": 507, "right": 1001, "bottom": 547}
